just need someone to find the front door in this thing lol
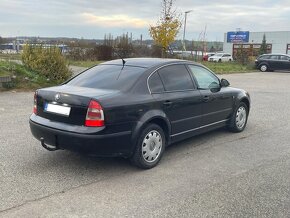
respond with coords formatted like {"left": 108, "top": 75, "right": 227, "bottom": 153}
{"left": 187, "top": 65, "right": 234, "bottom": 126}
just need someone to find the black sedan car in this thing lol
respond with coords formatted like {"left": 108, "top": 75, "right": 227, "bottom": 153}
{"left": 255, "top": 54, "right": 290, "bottom": 72}
{"left": 30, "top": 58, "right": 250, "bottom": 169}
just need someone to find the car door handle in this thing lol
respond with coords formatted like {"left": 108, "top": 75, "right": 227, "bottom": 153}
{"left": 163, "top": 101, "right": 173, "bottom": 106}
{"left": 203, "top": 96, "right": 210, "bottom": 102}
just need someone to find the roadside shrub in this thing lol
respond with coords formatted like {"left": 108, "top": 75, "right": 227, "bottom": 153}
{"left": 67, "top": 47, "right": 86, "bottom": 61}
{"left": 151, "top": 45, "right": 162, "bottom": 58}
{"left": 22, "top": 44, "right": 72, "bottom": 81}
{"left": 97, "top": 45, "right": 113, "bottom": 60}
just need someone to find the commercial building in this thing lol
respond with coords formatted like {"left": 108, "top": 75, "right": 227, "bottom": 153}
{"left": 223, "top": 31, "right": 290, "bottom": 58}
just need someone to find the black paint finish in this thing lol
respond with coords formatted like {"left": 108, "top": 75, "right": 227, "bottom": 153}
{"left": 30, "top": 58, "right": 250, "bottom": 157}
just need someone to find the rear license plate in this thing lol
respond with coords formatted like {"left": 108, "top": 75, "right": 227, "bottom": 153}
{"left": 44, "top": 103, "right": 71, "bottom": 116}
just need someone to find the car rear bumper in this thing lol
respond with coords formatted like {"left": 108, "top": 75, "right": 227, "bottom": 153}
{"left": 29, "top": 118, "right": 133, "bottom": 157}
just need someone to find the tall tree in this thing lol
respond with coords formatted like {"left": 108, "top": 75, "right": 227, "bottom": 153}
{"left": 259, "top": 34, "right": 267, "bottom": 55}
{"left": 149, "top": 0, "right": 181, "bottom": 57}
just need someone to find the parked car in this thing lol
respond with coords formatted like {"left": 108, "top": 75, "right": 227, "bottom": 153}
{"left": 209, "top": 53, "right": 233, "bottom": 62}
{"left": 29, "top": 58, "right": 250, "bottom": 169}
{"left": 255, "top": 54, "right": 290, "bottom": 72}
{"left": 203, "top": 52, "right": 216, "bottom": 61}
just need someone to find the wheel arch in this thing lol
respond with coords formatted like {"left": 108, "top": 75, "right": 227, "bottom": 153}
{"left": 239, "top": 97, "right": 250, "bottom": 111}
{"left": 131, "top": 110, "right": 171, "bottom": 149}
{"left": 258, "top": 62, "right": 270, "bottom": 71}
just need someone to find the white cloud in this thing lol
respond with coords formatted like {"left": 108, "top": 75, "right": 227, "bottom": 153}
{"left": 0, "top": 0, "right": 289, "bottom": 40}
{"left": 80, "top": 13, "right": 151, "bottom": 28}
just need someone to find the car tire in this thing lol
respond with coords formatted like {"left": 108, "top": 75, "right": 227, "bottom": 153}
{"left": 229, "top": 59, "right": 232, "bottom": 62}
{"left": 130, "top": 124, "right": 165, "bottom": 169}
{"left": 259, "top": 64, "right": 268, "bottom": 72}
{"left": 218, "top": 59, "right": 222, "bottom": 62}
{"left": 228, "top": 102, "right": 249, "bottom": 133}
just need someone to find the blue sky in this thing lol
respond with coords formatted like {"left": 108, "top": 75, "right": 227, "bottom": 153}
{"left": 0, "top": 0, "right": 289, "bottom": 41}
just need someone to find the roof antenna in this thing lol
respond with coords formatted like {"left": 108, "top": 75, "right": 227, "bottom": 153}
{"left": 117, "top": 53, "right": 126, "bottom": 69}
{"left": 116, "top": 52, "right": 126, "bottom": 80}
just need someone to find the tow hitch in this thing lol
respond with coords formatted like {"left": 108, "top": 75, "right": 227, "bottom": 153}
{"left": 40, "top": 137, "right": 59, "bottom": 151}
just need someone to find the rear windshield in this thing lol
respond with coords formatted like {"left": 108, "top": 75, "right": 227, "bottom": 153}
{"left": 67, "top": 64, "right": 146, "bottom": 91}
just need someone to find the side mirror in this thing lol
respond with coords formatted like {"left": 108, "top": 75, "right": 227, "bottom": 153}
{"left": 220, "top": 78, "right": 230, "bottom": 87}
{"left": 209, "top": 82, "right": 221, "bottom": 93}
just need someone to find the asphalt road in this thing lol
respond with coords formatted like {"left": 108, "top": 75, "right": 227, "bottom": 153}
{"left": 1, "top": 71, "right": 290, "bottom": 217}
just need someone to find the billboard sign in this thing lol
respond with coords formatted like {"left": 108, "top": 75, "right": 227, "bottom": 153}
{"left": 227, "top": 31, "right": 250, "bottom": 43}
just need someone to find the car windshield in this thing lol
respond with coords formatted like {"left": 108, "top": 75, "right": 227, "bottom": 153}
{"left": 215, "top": 53, "right": 224, "bottom": 57}
{"left": 67, "top": 64, "right": 145, "bottom": 91}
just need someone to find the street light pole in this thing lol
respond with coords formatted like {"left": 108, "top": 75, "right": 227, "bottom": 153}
{"left": 182, "top": 10, "right": 193, "bottom": 59}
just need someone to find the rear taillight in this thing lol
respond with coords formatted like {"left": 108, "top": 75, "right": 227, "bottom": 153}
{"left": 33, "top": 91, "right": 37, "bottom": 114}
{"left": 85, "top": 100, "right": 105, "bottom": 127}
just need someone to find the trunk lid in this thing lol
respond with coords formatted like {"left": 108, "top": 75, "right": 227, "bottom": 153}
{"left": 36, "top": 85, "right": 118, "bottom": 126}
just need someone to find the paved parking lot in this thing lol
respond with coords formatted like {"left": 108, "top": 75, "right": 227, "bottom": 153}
{"left": 1, "top": 71, "right": 290, "bottom": 217}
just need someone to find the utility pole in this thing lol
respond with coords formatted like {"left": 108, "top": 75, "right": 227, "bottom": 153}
{"left": 182, "top": 10, "right": 193, "bottom": 59}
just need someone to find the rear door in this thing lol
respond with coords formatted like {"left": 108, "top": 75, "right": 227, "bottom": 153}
{"left": 222, "top": 54, "right": 230, "bottom": 62}
{"left": 148, "top": 64, "right": 203, "bottom": 135}
{"left": 280, "top": 55, "right": 290, "bottom": 70}
{"left": 187, "top": 65, "right": 234, "bottom": 126}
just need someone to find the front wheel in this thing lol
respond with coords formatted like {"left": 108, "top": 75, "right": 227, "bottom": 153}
{"left": 130, "top": 124, "right": 165, "bottom": 169}
{"left": 259, "top": 64, "right": 268, "bottom": 72}
{"left": 228, "top": 102, "right": 249, "bottom": 133}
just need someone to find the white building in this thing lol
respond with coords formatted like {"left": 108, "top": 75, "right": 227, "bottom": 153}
{"left": 223, "top": 31, "right": 290, "bottom": 57}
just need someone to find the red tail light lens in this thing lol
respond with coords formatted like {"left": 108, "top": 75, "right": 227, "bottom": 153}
{"left": 85, "top": 100, "right": 105, "bottom": 127}
{"left": 33, "top": 91, "right": 37, "bottom": 114}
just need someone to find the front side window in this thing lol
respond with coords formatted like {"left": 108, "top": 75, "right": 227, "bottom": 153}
{"left": 158, "top": 65, "right": 194, "bottom": 91}
{"left": 269, "top": 55, "right": 279, "bottom": 60}
{"left": 259, "top": 55, "right": 269, "bottom": 60}
{"left": 188, "top": 65, "right": 220, "bottom": 90}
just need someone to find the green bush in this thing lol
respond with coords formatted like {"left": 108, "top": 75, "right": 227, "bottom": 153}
{"left": 22, "top": 44, "right": 72, "bottom": 81}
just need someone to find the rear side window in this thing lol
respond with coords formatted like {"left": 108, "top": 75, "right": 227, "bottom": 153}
{"left": 158, "top": 65, "right": 194, "bottom": 91}
{"left": 148, "top": 72, "right": 164, "bottom": 93}
{"left": 280, "top": 55, "right": 290, "bottom": 61}
{"left": 67, "top": 65, "right": 145, "bottom": 91}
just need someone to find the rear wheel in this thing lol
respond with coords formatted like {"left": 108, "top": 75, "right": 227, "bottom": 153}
{"left": 228, "top": 102, "right": 248, "bottom": 133}
{"left": 130, "top": 124, "right": 165, "bottom": 169}
{"left": 259, "top": 64, "right": 268, "bottom": 72}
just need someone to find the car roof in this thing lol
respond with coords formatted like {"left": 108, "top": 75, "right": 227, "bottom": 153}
{"left": 100, "top": 58, "right": 188, "bottom": 68}
{"left": 260, "top": 53, "right": 290, "bottom": 56}
{"left": 213, "top": 53, "right": 231, "bottom": 55}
